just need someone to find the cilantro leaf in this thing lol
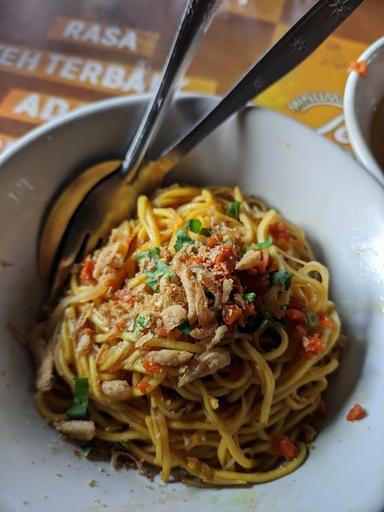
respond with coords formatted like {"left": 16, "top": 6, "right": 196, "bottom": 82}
{"left": 145, "top": 259, "right": 175, "bottom": 292}
{"left": 228, "top": 201, "right": 241, "bottom": 220}
{"left": 186, "top": 219, "right": 212, "bottom": 237}
{"left": 247, "top": 236, "right": 273, "bottom": 252}
{"left": 136, "top": 247, "right": 160, "bottom": 261}
{"left": 174, "top": 229, "right": 195, "bottom": 252}
{"left": 136, "top": 315, "right": 151, "bottom": 330}
{"left": 67, "top": 378, "right": 89, "bottom": 419}
{"left": 179, "top": 321, "right": 192, "bottom": 335}
{"left": 243, "top": 292, "right": 256, "bottom": 303}
{"left": 271, "top": 270, "right": 292, "bottom": 290}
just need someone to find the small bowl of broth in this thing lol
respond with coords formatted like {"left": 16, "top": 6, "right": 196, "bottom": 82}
{"left": 344, "top": 36, "right": 384, "bottom": 186}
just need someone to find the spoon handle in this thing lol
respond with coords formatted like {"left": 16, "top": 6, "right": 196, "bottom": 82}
{"left": 153, "top": 0, "right": 364, "bottom": 170}
{"left": 120, "top": 0, "right": 221, "bottom": 180}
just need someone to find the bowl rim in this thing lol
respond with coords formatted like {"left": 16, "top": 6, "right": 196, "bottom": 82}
{"left": 1, "top": 91, "right": 383, "bottom": 196}
{"left": 343, "top": 36, "right": 384, "bottom": 185}
{"left": 0, "top": 92, "right": 216, "bottom": 165}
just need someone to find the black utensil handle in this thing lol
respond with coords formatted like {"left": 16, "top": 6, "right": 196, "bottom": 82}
{"left": 160, "top": 0, "right": 364, "bottom": 164}
{"left": 121, "top": 0, "right": 221, "bottom": 180}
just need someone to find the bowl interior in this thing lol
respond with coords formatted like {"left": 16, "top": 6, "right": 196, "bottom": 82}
{"left": 344, "top": 38, "right": 384, "bottom": 184}
{"left": 1, "top": 95, "right": 384, "bottom": 512}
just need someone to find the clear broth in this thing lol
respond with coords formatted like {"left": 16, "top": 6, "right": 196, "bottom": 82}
{"left": 370, "top": 96, "right": 384, "bottom": 170}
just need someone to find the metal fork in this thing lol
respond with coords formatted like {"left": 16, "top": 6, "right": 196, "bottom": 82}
{"left": 39, "top": 0, "right": 222, "bottom": 295}
{"left": 41, "top": 0, "right": 364, "bottom": 299}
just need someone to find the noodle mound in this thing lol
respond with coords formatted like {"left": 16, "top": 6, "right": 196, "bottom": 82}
{"left": 33, "top": 185, "right": 342, "bottom": 486}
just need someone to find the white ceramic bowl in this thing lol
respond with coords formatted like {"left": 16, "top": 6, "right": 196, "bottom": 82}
{"left": 1, "top": 95, "right": 384, "bottom": 512}
{"left": 344, "top": 36, "right": 384, "bottom": 185}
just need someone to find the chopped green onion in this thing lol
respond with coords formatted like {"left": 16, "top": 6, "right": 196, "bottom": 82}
{"left": 305, "top": 311, "right": 319, "bottom": 331}
{"left": 179, "top": 321, "right": 192, "bottom": 335}
{"left": 243, "top": 292, "right": 256, "bottom": 303}
{"left": 279, "top": 304, "right": 288, "bottom": 311}
{"left": 271, "top": 270, "right": 292, "bottom": 290}
{"left": 174, "top": 229, "right": 195, "bottom": 252}
{"left": 247, "top": 236, "right": 273, "bottom": 252}
{"left": 136, "top": 247, "right": 160, "bottom": 261}
{"left": 80, "top": 442, "right": 93, "bottom": 458}
{"left": 186, "top": 219, "right": 202, "bottom": 233}
{"left": 228, "top": 201, "right": 241, "bottom": 220}
{"left": 67, "top": 378, "right": 89, "bottom": 419}
{"left": 256, "top": 314, "right": 269, "bottom": 331}
{"left": 146, "top": 275, "right": 160, "bottom": 292}
{"left": 136, "top": 315, "right": 151, "bottom": 330}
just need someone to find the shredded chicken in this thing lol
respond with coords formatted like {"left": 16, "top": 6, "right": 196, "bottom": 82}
{"left": 147, "top": 349, "right": 193, "bottom": 367}
{"left": 55, "top": 420, "right": 95, "bottom": 441}
{"left": 206, "top": 325, "right": 228, "bottom": 349}
{"left": 101, "top": 380, "right": 132, "bottom": 401}
{"left": 190, "top": 325, "right": 216, "bottom": 340}
{"left": 221, "top": 278, "right": 233, "bottom": 304}
{"left": 76, "top": 330, "right": 92, "bottom": 355}
{"left": 173, "top": 262, "right": 198, "bottom": 324}
{"left": 236, "top": 249, "right": 260, "bottom": 270}
{"left": 29, "top": 332, "right": 54, "bottom": 392}
{"left": 73, "top": 304, "right": 93, "bottom": 334}
{"left": 194, "top": 279, "right": 215, "bottom": 327}
{"left": 160, "top": 305, "right": 187, "bottom": 332}
{"left": 178, "top": 349, "right": 231, "bottom": 386}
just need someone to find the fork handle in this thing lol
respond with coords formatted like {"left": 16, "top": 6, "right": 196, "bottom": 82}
{"left": 120, "top": 0, "right": 221, "bottom": 181}
{"left": 153, "top": 0, "right": 364, "bottom": 169}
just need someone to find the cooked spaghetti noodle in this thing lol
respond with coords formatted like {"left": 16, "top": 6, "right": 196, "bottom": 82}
{"left": 33, "top": 185, "right": 342, "bottom": 486}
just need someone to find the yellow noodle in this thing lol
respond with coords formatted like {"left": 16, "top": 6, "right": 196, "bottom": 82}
{"left": 34, "top": 185, "right": 343, "bottom": 486}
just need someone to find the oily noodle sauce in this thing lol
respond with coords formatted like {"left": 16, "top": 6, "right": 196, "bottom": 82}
{"left": 370, "top": 96, "right": 384, "bottom": 170}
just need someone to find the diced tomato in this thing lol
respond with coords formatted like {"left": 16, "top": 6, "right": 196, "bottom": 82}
{"left": 269, "top": 221, "right": 292, "bottom": 249}
{"left": 115, "top": 319, "right": 126, "bottom": 331}
{"left": 346, "top": 403, "right": 367, "bottom": 421}
{"left": 143, "top": 358, "right": 161, "bottom": 375}
{"left": 319, "top": 400, "right": 326, "bottom": 415}
{"left": 107, "top": 270, "right": 126, "bottom": 291}
{"left": 319, "top": 314, "right": 334, "bottom": 329}
{"left": 294, "top": 324, "right": 307, "bottom": 342}
{"left": 271, "top": 435, "right": 298, "bottom": 461}
{"left": 215, "top": 244, "right": 237, "bottom": 273}
{"left": 288, "top": 296, "right": 306, "bottom": 310}
{"left": 349, "top": 60, "right": 368, "bottom": 77}
{"left": 302, "top": 333, "right": 325, "bottom": 357}
{"left": 206, "top": 234, "right": 220, "bottom": 248}
{"left": 79, "top": 256, "right": 95, "bottom": 285}
{"left": 138, "top": 379, "right": 151, "bottom": 394}
{"left": 223, "top": 304, "right": 244, "bottom": 326}
{"left": 285, "top": 308, "right": 306, "bottom": 324}
{"left": 154, "top": 326, "right": 180, "bottom": 339}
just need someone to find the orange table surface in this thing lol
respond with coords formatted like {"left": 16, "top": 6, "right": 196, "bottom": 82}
{"left": 0, "top": 0, "right": 381, "bottom": 155}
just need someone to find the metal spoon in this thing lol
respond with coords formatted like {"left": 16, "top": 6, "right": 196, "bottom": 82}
{"left": 39, "top": 0, "right": 221, "bottom": 288}
{"left": 41, "top": 0, "right": 364, "bottom": 298}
